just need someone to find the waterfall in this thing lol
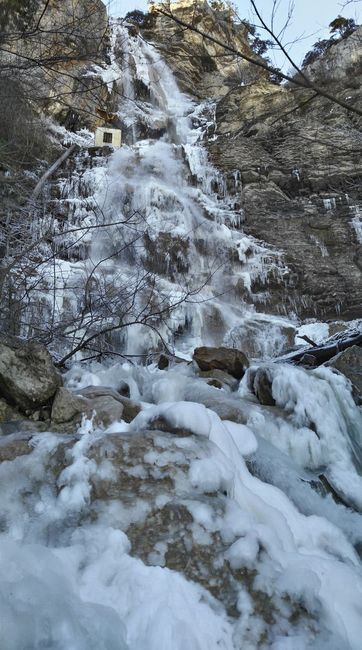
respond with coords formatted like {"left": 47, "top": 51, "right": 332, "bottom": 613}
{"left": 20, "top": 22, "right": 292, "bottom": 361}
{"left": 1, "top": 18, "right": 362, "bottom": 650}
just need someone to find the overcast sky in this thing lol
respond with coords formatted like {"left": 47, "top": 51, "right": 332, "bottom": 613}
{"left": 106, "top": 0, "right": 361, "bottom": 67}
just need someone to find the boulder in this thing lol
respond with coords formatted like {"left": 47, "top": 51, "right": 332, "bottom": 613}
{"left": 207, "top": 378, "right": 223, "bottom": 389}
{"left": 0, "top": 435, "right": 33, "bottom": 462}
{"left": 0, "top": 336, "right": 61, "bottom": 411}
{"left": 76, "top": 386, "right": 141, "bottom": 423}
{"left": 0, "top": 398, "right": 21, "bottom": 423}
{"left": 326, "top": 345, "right": 362, "bottom": 404}
{"left": 51, "top": 388, "right": 90, "bottom": 424}
{"left": 249, "top": 367, "right": 275, "bottom": 406}
{"left": 193, "top": 346, "right": 249, "bottom": 380}
{"left": 88, "top": 396, "right": 124, "bottom": 427}
{"left": 188, "top": 394, "right": 248, "bottom": 424}
{"left": 51, "top": 386, "right": 125, "bottom": 428}
{"left": 0, "top": 419, "right": 49, "bottom": 435}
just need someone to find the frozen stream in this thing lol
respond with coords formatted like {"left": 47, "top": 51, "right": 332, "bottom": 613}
{"left": 1, "top": 20, "right": 362, "bottom": 650}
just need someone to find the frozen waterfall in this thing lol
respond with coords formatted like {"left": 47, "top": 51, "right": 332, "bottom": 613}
{"left": 25, "top": 23, "right": 291, "bottom": 362}
{"left": 1, "top": 18, "right": 362, "bottom": 650}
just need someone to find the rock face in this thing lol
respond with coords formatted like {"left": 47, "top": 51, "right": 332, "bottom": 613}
{"left": 1, "top": 0, "right": 111, "bottom": 130}
{"left": 145, "top": 5, "right": 362, "bottom": 320}
{"left": 207, "top": 77, "right": 362, "bottom": 318}
{"left": 77, "top": 386, "right": 141, "bottom": 423}
{"left": 13, "top": 427, "right": 313, "bottom": 633}
{"left": 0, "top": 336, "right": 61, "bottom": 411}
{"left": 193, "top": 346, "right": 249, "bottom": 379}
{"left": 142, "top": 0, "right": 264, "bottom": 99}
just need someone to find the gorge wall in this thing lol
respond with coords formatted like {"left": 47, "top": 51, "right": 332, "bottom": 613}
{"left": 141, "top": 1, "right": 362, "bottom": 320}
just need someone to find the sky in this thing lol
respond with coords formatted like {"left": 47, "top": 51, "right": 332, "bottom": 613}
{"left": 106, "top": 0, "right": 362, "bottom": 68}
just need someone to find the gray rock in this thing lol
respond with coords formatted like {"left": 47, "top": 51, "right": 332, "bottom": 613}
{"left": 76, "top": 386, "right": 141, "bottom": 423}
{"left": 0, "top": 419, "right": 49, "bottom": 436}
{"left": 0, "top": 336, "right": 61, "bottom": 411}
{"left": 187, "top": 394, "right": 248, "bottom": 424}
{"left": 157, "top": 353, "right": 188, "bottom": 370}
{"left": 250, "top": 367, "right": 275, "bottom": 406}
{"left": 0, "top": 398, "right": 21, "bottom": 423}
{"left": 326, "top": 345, "right": 362, "bottom": 404}
{"left": 0, "top": 435, "right": 33, "bottom": 461}
{"left": 193, "top": 346, "right": 249, "bottom": 380}
{"left": 90, "top": 396, "right": 124, "bottom": 427}
{"left": 51, "top": 386, "right": 125, "bottom": 428}
{"left": 0, "top": 427, "right": 324, "bottom": 640}
{"left": 51, "top": 387, "right": 89, "bottom": 424}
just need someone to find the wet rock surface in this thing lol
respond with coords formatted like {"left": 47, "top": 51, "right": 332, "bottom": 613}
{"left": 0, "top": 341, "right": 361, "bottom": 647}
{"left": 140, "top": 0, "right": 264, "bottom": 99}
{"left": 50, "top": 386, "right": 142, "bottom": 429}
{"left": 76, "top": 386, "right": 141, "bottom": 423}
{"left": 5, "top": 428, "right": 306, "bottom": 629}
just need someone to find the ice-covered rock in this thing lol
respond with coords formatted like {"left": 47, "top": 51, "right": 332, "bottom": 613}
{"left": 326, "top": 345, "right": 362, "bottom": 404}
{"left": 248, "top": 366, "right": 275, "bottom": 406}
{"left": 51, "top": 385, "right": 142, "bottom": 429}
{"left": 77, "top": 386, "right": 141, "bottom": 423}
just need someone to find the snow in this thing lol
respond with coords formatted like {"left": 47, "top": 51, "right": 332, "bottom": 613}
{"left": 2, "top": 355, "right": 362, "bottom": 647}
{"left": 295, "top": 321, "right": 330, "bottom": 345}
{"left": 129, "top": 398, "right": 362, "bottom": 647}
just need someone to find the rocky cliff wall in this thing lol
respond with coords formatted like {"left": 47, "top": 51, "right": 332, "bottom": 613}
{"left": 141, "top": 0, "right": 265, "bottom": 99}
{"left": 143, "top": 2, "right": 362, "bottom": 320}
{"left": 1, "top": 0, "right": 112, "bottom": 130}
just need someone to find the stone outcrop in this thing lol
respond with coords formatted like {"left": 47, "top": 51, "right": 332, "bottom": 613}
{"left": 206, "top": 75, "right": 362, "bottom": 318}
{"left": 0, "top": 336, "right": 61, "bottom": 411}
{"left": 303, "top": 26, "right": 362, "bottom": 84}
{"left": 197, "top": 368, "right": 239, "bottom": 391}
{"left": 0, "top": 427, "right": 313, "bottom": 636}
{"left": 193, "top": 346, "right": 249, "bottom": 379}
{"left": 77, "top": 386, "right": 141, "bottom": 423}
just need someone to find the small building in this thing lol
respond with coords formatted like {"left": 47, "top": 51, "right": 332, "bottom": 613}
{"left": 94, "top": 127, "right": 122, "bottom": 148}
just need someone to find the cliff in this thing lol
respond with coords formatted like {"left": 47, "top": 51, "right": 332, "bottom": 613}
{"left": 0, "top": 0, "right": 111, "bottom": 130}
{"left": 142, "top": 2, "right": 362, "bottom": 320}
{"left": 141, "top": 0, "right": 265, "bottom": 98}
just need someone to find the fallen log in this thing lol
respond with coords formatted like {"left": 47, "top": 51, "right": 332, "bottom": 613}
{"left": 277, "top": 330, "right": 362, "bottom": 367}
